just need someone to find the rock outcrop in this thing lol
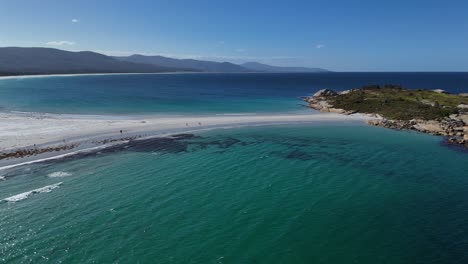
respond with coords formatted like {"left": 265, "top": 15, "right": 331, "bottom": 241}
{"left": 313, "top": 89, "right": 338, "bottom": 97}
{"left": 432, "top": 89, "right": 449, "bottom": 94}
{"left": 367, "top": 117, "right": 467, "bottom": 147}
{"left": 305, "top": 88, "right": 468, "bottom": 148}
{"left": 306, "top": 90, "right": 355, "bottom": 115}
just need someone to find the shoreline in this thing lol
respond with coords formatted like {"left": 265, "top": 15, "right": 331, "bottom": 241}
{"left": 0, "top": 112, "right": 374, "bottom": 169}
{"left": 0, "top": 71, "right": 286, "bottom": 81}
{"left": 305, "top": 88, "right": 468, "bottom": 147}
{"left": 0, "top": 72, "right": 198, "bottom": 81}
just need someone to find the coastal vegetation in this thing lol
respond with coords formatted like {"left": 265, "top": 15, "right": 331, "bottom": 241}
{"left": 306, "top": 85, "right": 468, "bottom": 147}
{"left": 329, "top": 85, "right": 467, "bottom": 120}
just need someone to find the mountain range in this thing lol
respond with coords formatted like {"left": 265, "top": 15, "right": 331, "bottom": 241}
{"left": 241, "top": 62, "right": 329, "bottom": 73}
{"left": 113, "top": 54, "right": 249, "bottom": 73}
{"left": 0, "top": 47, "right": 329, "bottom": 76}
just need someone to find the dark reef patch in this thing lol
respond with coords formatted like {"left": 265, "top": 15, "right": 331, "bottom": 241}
{"left": 43, "top": 134, "right": 203, "bottom": 163}
{"left": 286, "top": 149, "right": 314, "bottom": 161}
{"left": 27, "top": 133, "right": 249, "bottom": 167}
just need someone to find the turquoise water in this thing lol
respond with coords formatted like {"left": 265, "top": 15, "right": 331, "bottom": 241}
{"left": 1, "top": 73, "right": 468, "bottom": 263}
{"left": 1, "top": 125, "right": 467, "bottom": 263}
{"left": 1, "top": 73, "right": 468, "bottom": 115}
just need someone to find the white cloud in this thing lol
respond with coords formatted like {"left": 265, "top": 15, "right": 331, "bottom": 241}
{"left": 316, "top": 44, "right": 325, "bottom": 49}
{"left": 72, "top": 19, "right": 79, "bottom": 23}
{"left": 46, "top": 41, "right": 76, "bottom": 46}
{"left": 235, "top": 48, "right": 246, "bottom": 53}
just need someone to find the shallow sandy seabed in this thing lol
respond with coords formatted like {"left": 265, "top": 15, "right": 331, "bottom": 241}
{"left": 0, "top": 111, "right": 374, "bottom": 168}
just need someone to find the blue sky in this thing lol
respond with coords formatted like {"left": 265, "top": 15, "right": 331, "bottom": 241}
{"left": 1, "top": 0, "right": 467, "bottom": 71}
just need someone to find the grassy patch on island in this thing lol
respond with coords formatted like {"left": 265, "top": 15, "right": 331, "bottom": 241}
{"left": 328, "top": 85, "right": 467, "bottom": 120}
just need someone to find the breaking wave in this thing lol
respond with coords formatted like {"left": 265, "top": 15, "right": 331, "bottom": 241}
{"left": 47, "top": 171, "right": 72, "bottom": 178}
{"left": 3, "top": 182, "right": 63, "bottom": 202}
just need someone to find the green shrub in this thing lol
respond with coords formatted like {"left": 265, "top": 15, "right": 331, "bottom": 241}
{"left": 326, "top": 86, "right": 466, "bottom": 120}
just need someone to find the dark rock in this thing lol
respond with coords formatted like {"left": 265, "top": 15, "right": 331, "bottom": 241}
{"left": 313, "top": 89, "right": 338, "bottom": 97}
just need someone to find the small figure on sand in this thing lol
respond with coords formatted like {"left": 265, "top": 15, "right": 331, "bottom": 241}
{"left": 120, "top": 130, "right": 123, "bottom": 134}
{"left": 198, "top": 122, "right": 202, "bottom": 126}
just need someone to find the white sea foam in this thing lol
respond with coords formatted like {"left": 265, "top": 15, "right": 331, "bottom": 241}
{"left": 47, "top": 171, "right": 72, "bottom": 178}
{"left": 0, "top": 176, "right": 5, "bottom": 181}
{"left": 0, "top": 143, "right": 113, "bottom": 171}
{"left": 3, "top": 182, "right": 63, "bottom": 202}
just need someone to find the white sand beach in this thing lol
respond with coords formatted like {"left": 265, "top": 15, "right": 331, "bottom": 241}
{"left": 0, "top": 112, "right": 374, "bottom": 168}
{"left": 0, "top": 112, "right": 374, "bottom": 150}
{"left": 0, "top": 72, "right": 175, "bottom": 81}
{"left": 0, "top": 72, "right": 378, "bottom": 168}
{"left": 0, "top": 71, "right": 236, "bottom": 81}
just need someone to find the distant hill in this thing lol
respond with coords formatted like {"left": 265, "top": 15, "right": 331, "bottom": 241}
{"left": 241, "top": 62, "right": 330, "bottom": 73}
{"left": 0, "top": 47, "right": 190, "bottom": 76}
{"left": 114, "top": 54, "right": 249, "bottom": 73}
{"left": 0, "top": 47, "right": 331, "bottom": 76}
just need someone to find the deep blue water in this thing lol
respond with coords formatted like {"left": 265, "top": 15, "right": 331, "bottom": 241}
{"left": 0, "top": 72, "right": 467, "bottom": 115}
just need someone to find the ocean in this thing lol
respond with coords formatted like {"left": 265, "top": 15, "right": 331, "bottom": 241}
{"left": 0, "top": 72, "right": 467, "bottom": 115}
{"left": 1, "top": 73, "right": 468, "bottom": 263}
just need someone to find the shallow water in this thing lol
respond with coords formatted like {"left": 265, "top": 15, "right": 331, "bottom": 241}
{"left": 1, "top": 124, "right": 467, "bottom": 263}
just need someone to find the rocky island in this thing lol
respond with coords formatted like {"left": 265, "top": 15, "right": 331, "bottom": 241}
{"left": 305, "top": 85, "right": 468, "bottom": 148}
